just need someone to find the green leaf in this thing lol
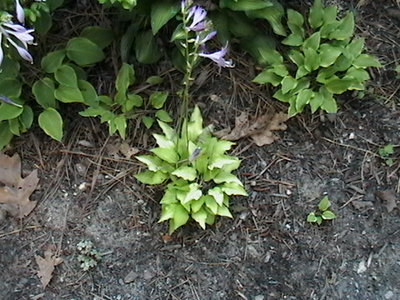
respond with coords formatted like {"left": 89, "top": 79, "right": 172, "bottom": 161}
{"left": 188, "top": 106, "right": 203, "bottom": 141}
{"left": 153, "top": 133, "right": 175, "bottom": 148}
{"left": 323, "top": 5, "right": 337, "bottom": 24}
{"left": 8, "top": 118, "right": 20, "bottom": 136}
{"left": 325, "top": 78, "right": 352, "bottom": 94}
{"left": 114, "top": 115, "right": 127, "bottom": 139}
{"left": 78, "top": 80, "right": 98, "bottom": 105}
{"left": 33, "top": 10, "right": 52, "bottom": 35}
{"left": 304, "top": 48, "right": 320, "bottom": 72}
{"left": 303, "top": 32, "right": 321, "bottom": 51}
{"left": 288, "top": 50, "right": 304, "bottom": 66}
{"left": 322, "top": 210, "right": 336, "bottom": 220}
{"left": 155, "top": 110, "right": 173, "bottom": 123}
{"left": 134, "top": 170, "right": 168, "bottom": 185}
{"left": 282, "top": 32, "right": 303, "bottom": 47}
{"left": 66, "top": 37, "right": 105, "bottom": 66}
{"left": 135, "top": 30, "right": 162, "bottom": 64}
{"left": 220, "top": 0, "right": 274, "bottom": 11}
{"left": 329, "top": 12, "right": 354, "bottom": 40}
{"left": 159, "top": 203, "right": 175, "bottom": 222}
{"left": 272, "top": 64, "right": 289, "bottom": 77}
{"left": 253, "top": 69, "right": 282, "bottom": 86}
{"left": 182, "top": 184, "right": 202, "bottom": 204}
{"left": 320, "top": 21, "right": 340, "bottom": 38}
{"left": 41, "top": 49, "right": 66, "bottom": 73}
{"left": 192, "top": 207, "right": 208, "bottom": 229}
{"left": 217, "top": 205, "right": 233, "bottom": 218}
{"left": 151, "top": 147, "right": 179, "bottom": 164}
{"left": 0, "top": 79, "right": 21, "bottom": 98}
{"left": 151, "top": 1, "right": 180, "bottom": 35}
{"left": 307, "top": 212, "right": 318, "bottom": 223}
{"left": 208, "top": 187, "right": 224, "bottom": 206}
{"left": 204, "top": 195, "right": 218, "bottom": 214}
{"left": 319, "top": 44, "right": 343, "bottom": 67}
{"left": 169, "top": 204, "right": 189, "bottom": 233}
{"left": 55, "top": 65, "right": 78, "bottom": 87}
{"left": 19, "top": 106, "right": 34, "bottom": 129}
{"left": 0, "top": 122, "right": 13, "bottom": 150}
{"left": 318, "top": 196, "right": 331, "bottom": 211}
{"left": 320, "top": 87, "right": 337, "bottom": 113}
{"left": 221, "top": 182, "right": 248, "bottom": 196}
{"left": 309, "top": 92, "right": 324, "bottom": 113}
{"left": 150, "top": 91, "right": 168, "bottom": 109}
{"left": 142, "top": 116, "right": 155, "bottom": 129}
{"left": 0, "top": 57, "right": 20, "bottom": 79}
{"left": 287, "top": 9, "right": 304, "bottom": 27}
{"left": 308, "top": 0, "right": 324, "bottom": 29}
{"left": 54, "top": 85, "right": 85, "bottom": 103}
{"left": 38, "top": 108, "right": 63, "bottom": 141}
{"left": 116, "top": 63, "right": 135, "bottom": 94}
{"left": 213, "top": 171, "right": 243, "bottom": 185}
{"left": 146, "top": 75, "right": 163, "bottom": 85}
{"left": 171, "top": 166, "right": 197, "bottom": 181}
{"left": 343, "top": 38, "right": 364, "bottom": 61}
{"left": 80, "top": 26, "right": 114, "bottom": 49}
{"left": 281, "top": 76, "right": 298, "bottom": 94}
{"left": 191, "top": 196, "right": 206, "bottom": 213}
{"left": 136, "top": 155, "right": 163, "bottom": 172}
{"left": 0, "top": 103, "right": 23, "bottom": 122}
{"left": 353, "top": 54, "right": 382, "bottom": 68}
{"left": 32, "top": 78, "right": 56, "bottom": 109}
{"left": 246, "top": 2, "right": 286, "bottom": 36}
{"left": 125, "top": 94, "right": 143, "bottom": 110}
{"left": 345, "top": 67, "right": 370, "bottom": 82}
{"left": 295, "top": 89, "right": 313, "bottom": 111}
{"left": 157, "top": 120, "right": 176, "bottom": 140}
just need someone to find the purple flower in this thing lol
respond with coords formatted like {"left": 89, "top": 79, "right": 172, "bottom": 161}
{"left": 199, "top": 45, "right": 234, "bottom": 68}
{"left": 3, "top": 23, "right": 34, "bottom": 47}
{"left": 15, "top": 0, "right": 25, "bottom": 24}
{"left": 0, "top": 95, "right": 22, "bottom": 107}
{"left": 196, "top": 30, "right": 216, "bottom": 44}
{"left": 188, "top": 6, "right": 207, "bottom": 32}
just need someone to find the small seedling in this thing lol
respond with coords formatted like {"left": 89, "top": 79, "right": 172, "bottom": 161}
{"left": 76, "top": 240, "right": 101, "bottom": 271}
{"left": 378, "top": 144, "right": 395, "bottom": 166}
{"left": 307, "top": 196, "right": 336, "bottom": 225}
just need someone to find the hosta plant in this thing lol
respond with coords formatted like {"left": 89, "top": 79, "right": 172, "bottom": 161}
{"left": 253, "top": 0, "right": 381, "bottom": 116}
{"left": 135, "top": 106, "right": 247, "bottom": 233}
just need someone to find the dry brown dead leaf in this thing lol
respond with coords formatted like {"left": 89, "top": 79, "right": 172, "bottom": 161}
{"left": 119, "top": 142, "right": 139, "bottom": 159}
{"left": 0, "top": 153, "right": 39, "bottom": 218}
{"left": 215, "top": 111, "right": 289, "bottom": 146}
{"left": 35, "top": 249, "right": 63, "bottom": 288}
{"left": 376, "top": 190, "right": 398, "bottom": 212}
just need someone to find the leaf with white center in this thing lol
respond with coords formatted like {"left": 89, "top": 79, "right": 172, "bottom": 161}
{"left": 182, "top": 183, "right": 202, "bottom": 204}
{"left": 213, "top": 171, "right": 243, "bottom": 185}
{"left": 221, "top": 182, "right": 248, "bottom": 196}
{"left": 160, "top": 189, "right": 178, "bottom": 204}
{"left": 153, "top": 133, "right": 175, "bottom": 148}
{"left": 209, "top": 156, "right": 240, "bottom": 170}
{"left": 151, "top": 147, "right": 179, "bottom": 164}
{"left": 134, "top": 170, "right": 168, "bottom": 185}
{"left": 191, "top": 196, "right": 205, "bottom": 213}
{"left": 217, "top": 205, "right": 233, "bottom": 218}
{"left": 204, "top": 195, "right": 218, "bottom": 214}
{"left": 188, "top": 106, "right": 203, "bottom": 141}
{"left": 213, "top": 139, "right": 235, "bottom": 156}
{"left": 208, "top": 187, "right": 224, "bottom": 206}
{"left": 157, "top": 120, "right": 176, "bottom": 140}
{"left": 192, "top": 207, "right": 208, "bottom": 229}
{"left": 171, "top": 166, "right": 197, "bottom": 181}
{"left": 135, "top": 155, "right": 163, "bottom": 171}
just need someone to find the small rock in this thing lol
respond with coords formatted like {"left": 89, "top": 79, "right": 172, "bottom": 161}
{"left": 124, "top": 271, "right": 139, "bottom": 283}
{"left": 254, "top": 296, "right": 265, "bottom": 300}
{"left": 357, "top": 260, "right": 367, "bottom": 274}
{"left": 385, "top": 291, "right": 394, "bottom": 299}
{"left": 143, "top": 269, "right": 154, "bottom": 280}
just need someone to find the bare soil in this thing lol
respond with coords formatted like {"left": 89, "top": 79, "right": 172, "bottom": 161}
{"left": 1, "top": 1, "right": 399, "bottom": 300}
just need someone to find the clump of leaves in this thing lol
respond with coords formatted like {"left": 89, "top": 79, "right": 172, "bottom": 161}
{"left": 135, "top": 106, "right": 247, "bottom": 233}
{"left": 378, "top": 144, "right": 395, "bottom": 166}
{"left": 307, "top": 196, "right": 336, "bottom": 225}
{"left": 77, "top": 240, "right": 101, "bottom": 271}
{"left": 253, "top": 0, "right": 381, "bottom": 116}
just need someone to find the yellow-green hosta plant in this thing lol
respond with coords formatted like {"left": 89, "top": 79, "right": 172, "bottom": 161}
{"left": 253, "top": 0, "right": 381, "bottom": 116}
{"left": 135, "top": 106, "right": 247, "bottom": 233}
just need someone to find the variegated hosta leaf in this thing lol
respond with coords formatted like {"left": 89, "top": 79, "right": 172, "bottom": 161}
{"left": 212, "top": 171, "right": 243, "bottom": 185}
{"left": 221, "top": 182, "right": 248, "bottom": 196}
{"left": 134, "top": 170, "right": 168, "bottom": 185}
{"left": 217, "top": 205, "right": 233, "bottom": 218}
{"left": 191, "top": 196, "right": 206, "bottom": 213}
{"left": 157, "top": 120, "right": 176, "bottom": 140}
{"left": 160, "top": 189, "right": 178, "bottom": 204}
{"left": 181, "top": 183, "right": 202, "bottom": 204}
{"left": 136, "top": 155, "right": 163, "bottom": 172}
{"left": 187, "top": 106, "right": 203, "bottom": 141}
{"left": 208, "top": 186, "right": 224, "bottom": 206}
{"left": 192, "top": 207, "right": 208, "bottom": 229}
{"left": 209, "top": 155, "right": 240, "bottom": 171}
{"left": 168, "top": 204, "right": 189, "bottom": 233}
{"left": 153, "top": 133, "right": 175, "bottom": 148}
{"left": 151, "top": 147, "right": 179, "bottom": 164}
{"left": 204, "top": 195, "right": 218, "bottom": 214}
{"left": 171, "top": 166, "right": 197, "bottom": 181}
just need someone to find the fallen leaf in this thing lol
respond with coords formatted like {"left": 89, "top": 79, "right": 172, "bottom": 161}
{"left": 375, "top": 190, "right": 398, "bottom": 212}
{"left": 35, "top": 250, "right": 63, "bottom": 288}
{"left": 119, "top": 142, "right": 139, "bottom": 159}
{"left": 215, "top": 111, "right": 289, "bottom": 146}
{"left": 0, "top": 153, "right": 39, "bottom": 218}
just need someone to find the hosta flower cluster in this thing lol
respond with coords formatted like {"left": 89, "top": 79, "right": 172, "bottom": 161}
{"left": 135, "top": 107, "right": 247, "bottom": 233}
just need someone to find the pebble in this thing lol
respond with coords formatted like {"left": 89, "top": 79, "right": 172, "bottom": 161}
{"left": 143, "top": 269, "right": 154, "bottom": 280}
{"left": 385, "top": 291, "right": 394, "bottom": 299}
{"left": 254, "top": 296, "right": 265, "bottom": 300}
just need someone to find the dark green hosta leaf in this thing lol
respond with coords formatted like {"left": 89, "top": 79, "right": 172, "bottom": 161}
{"left": 320, "top": 87, "right": 337, "bottom": 113}
{"left": 0, "top": 57, "right": 20, "bottom": 79}
{"left": 343, "top": 38, "right": 364, "bottom": 61}
{"left": 295, "top": 89, "right": 313, "bottom": 111}
{"left": 54, "top": 85, "right": 85, "bottom": 103}
{"left": 55, "top": 65, "right": 78, "bottom": 87}
{"left": 156, "top": 109, "right": 173, "bottom": 123}
{"left": 0, "top": 122, "right": 13, "bottom": 150}
{"left": 80, "top": 26, "right": 114, "bottom": 49}
{"left": 353, "top": 54, "right": 382, "bottom": 68}
{"left": 319, "top": 44, "right": 343, "bottom": 67}
{"left": 150, "top": 91, "right": 168, "bottom": 109}
{"left": 273, "top": 89, "right": 294, "bottom": 103}
{"left": 66, "top": 37, "right": 105, "bottom": 66}
{"left": 8, "top": 118, "right": 21, "bottom": 136}
{"left": 0, "top": 103, "right": 23, "bottom": 121}
{"left": 303, "top": 32, "right": 320, "bottom": 51}
{"left": 19, "top": 106, "right": 34, "bottom": 130}
{"left": 295, "top": 66, "right": 309, "bottom": 79}
{"left": 246, "top": 1, "right": 286, "bottom": 36}
{"left": 272, "top": 64, "right": 289, "bottom": 77}
{"left": 304, "top": 48, "right": 320, "bottom": 72}
{"left": 135, "top": 30, "right": 162, "bottom": 64}
{"left": 281, "top": 76, "right": 297, "bottom": 94}
{"left": 41, "top": 49, "right": 66, "bottom": 73}
{"left": 123, "top": 94, "right": 143, "bottom": 112}
{"left": 323, "top": 5, "right": 337, "bottom": 24}
{"left": 329, "top": 12, "right": 354, "bottom": 40}
{"left": 308, "top": 0, "right": 324, "bottom": 29}
{"left": 325, "top": 78, "right": 353, "bottom": 94}
{"left": 0, "top": 79, "right": 21, "bottom": 98}
{"left": 38, "top": 108, "right": 63, "bottom": 141}
{"left": 332, "top": 55, "right": 352, "bottom": 72}
{"left": 240, "top": 35, "right": 282, "bottom": 65}
{"left": 345, "top": 67, "right": 370, "bottom": 82}
{"left": 151, "top": 1, "right": 180, "bottom": 35}
{"left": 114, "top": 115, "right": 127, "bottom": 139}
{"left": 146, "top": 75, "right": 163, "bottom": 85}
{"left": 282, "top": 32, "right": 303, "bottom": 47}
{"left": 116, "top": 63, "right": 135, "bottom": 94}
{"left": 219, "top": 0, "right": 274, "bottom": 11}
{"left": 135, "top": 170, "right": 168, "bottom": 185}
{"left": 32, "top": 78, "right": 56, "bottom": 108}
{"left": 287, "top": 9, "right": 304, "bottom": 27}
{"left": 309, "top": 91, "right": 324, "bottom": 113}
{"left": 78, "top": 80, "right": 98, "bottom": 106}
{"left": 33, "top": 10, "right": 52, "bottom": 35}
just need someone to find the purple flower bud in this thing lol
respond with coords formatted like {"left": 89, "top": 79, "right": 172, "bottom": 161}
{"left": 196, "top": 31, "right": 216, "bottom": 45}
{"left": 0, "top": 95, "right": 22, "bottom": 107}
{"left": 8, "top": 39, "right": 33, "bottom": 63}
{"left": 15, "top": 0, "right": 25, "bottom": 24}
{"left": 199, "top": 45, "right": 234, "bottom": 68}
{"left": 188, "top": 6, "right": 207, "bottom": 32}
{"left": 0, "top": 34, "right": 3, "bottom": 66}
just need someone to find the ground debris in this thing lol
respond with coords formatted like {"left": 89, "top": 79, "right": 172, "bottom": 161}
{"left": 375, "top": 190, "right": 398, "bottom": 212}
{"left": 215, "top": 111, "right": 289, "bottom": 146}
{"left": 35, "top": 249, "right": 63, "bottom": 288}
{"left": 0, "top": 152, "right": 39, "bottom": 218}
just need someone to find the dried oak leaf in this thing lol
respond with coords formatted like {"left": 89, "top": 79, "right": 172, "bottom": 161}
{"left": 35, "top": 250, "right": 63, "bottom": 288}
{"left": 375, "top": 190, "right": 398, "bottom": 212}
{"left": 0, "top": 153, "right": 39, "bottom": 218}
{"left": 215, "top": 111, "right": 289, "bottom": 146}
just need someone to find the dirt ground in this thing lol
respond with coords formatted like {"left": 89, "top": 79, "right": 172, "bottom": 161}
{"left": 1, "top": 1, "right": 399, "bottom": 300}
